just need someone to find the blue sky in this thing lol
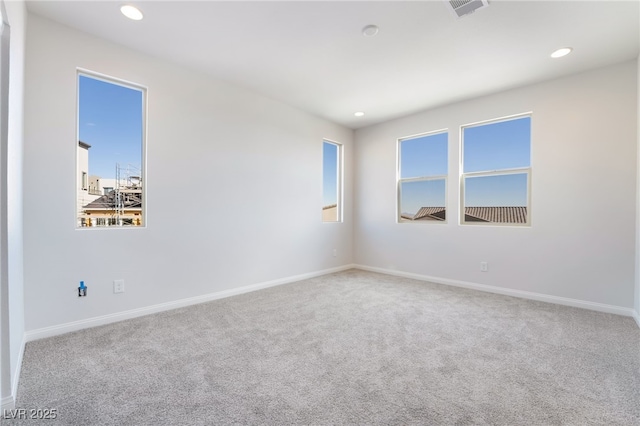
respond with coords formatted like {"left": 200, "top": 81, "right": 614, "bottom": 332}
{"left": 401, "top": 179, "right": 446, "bottom": 214}
{"left": 400, "top": 132, "right": 448, "bottom": 179}
{"left": 463, "top": 117, "right": 530, "bottom": 173}
{"left": 463, "top": 116, "right": 530, "bottom": 207}
{"left": 464, "top": 173, "right": 528, "bottom": 207}
{"left": 323, "top": 141, "right": 338, "bottom": 207}
{"left": 78, "top": 75, "right": 143, "bottom": 179}
{"left": 399, "top": 116, "right": 530, "bottom": 215}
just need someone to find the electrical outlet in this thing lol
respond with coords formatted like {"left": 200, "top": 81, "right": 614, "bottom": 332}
{"left": 113, "top": 279, "right": 125, "bottom": 294}
{"left": 480, "top": 262, "right": 488, "bottom": 272}
{"left": 333, "top": 249, "right": 337, "bottom": 257}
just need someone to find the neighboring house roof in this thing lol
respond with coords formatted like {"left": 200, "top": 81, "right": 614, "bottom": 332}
{"left": 83, "top": 189, "right": 142, "bottom": 210}
{"left": 322, "top": 204, "right": 337, "bottom": 210}
{"left": 414, "top": 207, "right": 446, "bottom": 221}
{"left": 78, "top": 140, "right": 91, "bottom": 149}
{"left": 464, "top": 207, "right": 527, "bottom": 223}
{"left": 405, "top": 206, "right": 527, "bottom": 224}
{"left": 322, "top": 205, "right": 338, "bottom": 222}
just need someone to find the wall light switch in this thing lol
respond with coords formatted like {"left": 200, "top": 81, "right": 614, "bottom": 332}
{"left": 113, "top": 279, "right": 125, "bottom": 293}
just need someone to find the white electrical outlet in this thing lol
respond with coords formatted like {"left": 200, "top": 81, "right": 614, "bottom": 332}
{"left": 333, "top": 249, "right": 337, "bottom": 257}
{"left": 113, "top": 279, "right": 125, "bottom": 293}
{"left": 480, "top": 262, "right": 488, "bottom": 272}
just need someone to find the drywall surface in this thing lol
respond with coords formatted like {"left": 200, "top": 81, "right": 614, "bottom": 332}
{"left": 636, "top": 54, "right": 640, "bottom": 316}
{"left": 7, "top": 0, "right": 25, "bottom": 392}
{"left": 355, "top": 60, "right": 638, "bottom": 309}
{"left": 1, "top": 0, "right": 26, "bottom": 406}
{"left": 23, "top": 15, "right": 353, "bottom": 331}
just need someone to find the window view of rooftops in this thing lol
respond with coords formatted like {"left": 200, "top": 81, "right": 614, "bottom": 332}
{"left": 77, "top": 74, "right": 145, "bottom": 228}
{"left": 398, "top": 131, "right": 448, "bottom": 222}
{"left": 399, "top": 115, "right": 531, "bottom": 225}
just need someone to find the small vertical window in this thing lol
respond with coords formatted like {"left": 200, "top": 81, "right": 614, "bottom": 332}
{"left": 77, "top": 72, "right": 145, "bottom": 228}
{"left": 461, "top": 114, "right": 531, "bottom": 225}
{"left": 398, "top": 131, "right": 448, "bottom": 222}
{"left": 322, "top": 140, "right": 342, "bottom": 222}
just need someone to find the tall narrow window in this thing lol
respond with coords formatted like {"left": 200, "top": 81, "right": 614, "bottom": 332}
{"left": 77, "top": 72, "right": 145, "bottom": 228}
{"left": 461, "top": 114, "right": 531, "bottom": 225}
{"left": 322, "top": 140, "right": 342, "bottom": 222}
{"left": 398, "top": 131, "right": 448, "bottom": 222}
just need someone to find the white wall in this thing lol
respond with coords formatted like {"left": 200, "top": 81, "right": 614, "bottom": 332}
{"left": 355, "top": 61, "right": 638, "bottom": 310}
{"left": 6, "top": 0, "right": 25, "bottom": 400}
{"left": 0, "top": 0, "right": 26, "bottom": 409}
{"left": 636, "top": 54, "right": 640, "bottom": 319}
{"left": 23, "top": 15, "right": 353, "bottom": 332}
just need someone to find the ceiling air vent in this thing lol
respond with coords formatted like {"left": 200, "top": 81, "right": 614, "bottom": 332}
{"left": 446, "top": 0, "right": 489, "bottom": 19}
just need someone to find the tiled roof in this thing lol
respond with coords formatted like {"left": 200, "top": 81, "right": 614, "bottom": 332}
{"left": 465, "top": 207, "right": 527, "bottom": 224}
{"left": 414, "top": 207, "right": 446, "bottom": 221}
{"left": 405, "top": 206, "right": 527, "bottom": 224}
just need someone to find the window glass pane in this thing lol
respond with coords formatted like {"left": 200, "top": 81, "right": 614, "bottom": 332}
{"left": 463, "top": 116, "right": 530, "bottom": 173}
{"left": 322, "top": 141, "right": 340, "bottom": 222}
{"left": 400, "top": 179, "right": 446, "bottom": 220}
{"left": 465, "top": 173, "right": 528, "bottom": 207}
{"left": 400, "top": 132, "right": 448, "bottom": 179}
{"left": 78, "top": 74, "right": 144, "bottom": 228}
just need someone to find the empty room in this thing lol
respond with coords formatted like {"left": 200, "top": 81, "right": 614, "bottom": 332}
{"left": 1, "top": 0, "right": 639, "bottom": 424}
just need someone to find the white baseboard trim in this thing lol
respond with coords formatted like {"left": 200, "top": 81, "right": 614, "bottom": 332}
{"left": 1, "top": 395, "right": 14, "bottom": 411}
{"left": 355, "top": 264, "right": 637, "bottom": 318}
{"left": 633, "top": 310, "right": 640, "bottom": 329}
{"left": 25, "top": 264, "right": 356, "bottom": 343}
{"left": 1, "top": 334, "right": 25, "bottom": 411}
{"left": 9, "top": 334, "right": 25, "bottom": 407}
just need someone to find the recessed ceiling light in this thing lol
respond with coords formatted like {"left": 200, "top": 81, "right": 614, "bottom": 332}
{"left": 551, "top": 47, "right": 572, "bottom": 59}
{"left": 354, "top": 112, "right": 365, "bottom": 117}
{"left": 121, "top": 5, "right": 144, "bottom": 21}
{"left": 362, "top": 25, "right": 379, "bottom": 37}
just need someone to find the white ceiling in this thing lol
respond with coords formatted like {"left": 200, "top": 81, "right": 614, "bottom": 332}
{"left": 26, "top": 1, "right": 640, "bottom": 129}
